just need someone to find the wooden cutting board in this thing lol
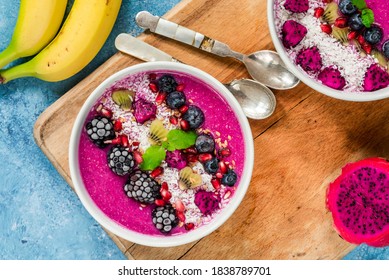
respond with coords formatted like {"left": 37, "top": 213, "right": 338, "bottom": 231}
{"left": 34, "top": 0, "right": 389, "bottom": 259}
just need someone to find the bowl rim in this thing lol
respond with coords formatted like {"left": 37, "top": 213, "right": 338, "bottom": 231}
{"left": 267, "top": 0, "right": 389, "bottom": 102}
{"left": 69, "top": 61, "right": 254, "bottom": 247}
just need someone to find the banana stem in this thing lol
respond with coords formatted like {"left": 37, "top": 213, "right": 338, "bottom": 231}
{"left": 0, "top": 46, "right": 20, "bottom": 69}
{"left": 0, "top": 62, "right": 35, "bottom": 84}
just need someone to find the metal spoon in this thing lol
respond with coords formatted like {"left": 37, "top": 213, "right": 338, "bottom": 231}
{"left": 135, "top": 11, "right": 299, "bottom": 90}
{"left": 115, "top": 33, "right": 276, "bottom": 119}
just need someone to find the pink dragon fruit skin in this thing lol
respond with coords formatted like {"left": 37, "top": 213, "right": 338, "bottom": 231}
{"left": 284, "top": 0, "right": 309, "bottom": 13}
{"left": 133, "top": 98, "right": 157, "bottom": 124}
{"left": 165, "top": 150, "right": 187, "bottom": 170}
{"left": 363, "top": 64, "right": 389, "bottom": 92}
{"left": 281, "top": 20, "right": 308, "bottom": 49}
{"left": 317, "top": 66, "right": 346, "bottom": 90}
{"left": 326, "top": 157, "right": 389, "bottom": 247}
{"left": 296, "top": 46, "right": 323, "bottom": 73}
{"left": 194, "top": 190, "right": 220, "bottom": 216}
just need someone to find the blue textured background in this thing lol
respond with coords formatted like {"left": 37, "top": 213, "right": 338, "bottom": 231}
{"left": 0, "top": 0, "right": 388, "bottom": 260}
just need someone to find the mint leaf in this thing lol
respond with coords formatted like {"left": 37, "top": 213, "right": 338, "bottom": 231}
{"left": 361, "top": 8, "right": 374, "bottom": 28}
{"left": 140, "top": 145, "right": 166, "bottom": 171}
{"left": 352, "top": 0, "right": 367, "bottom": 10}
{"left": 166, "top": 130, "right": 197, "bottom": 151}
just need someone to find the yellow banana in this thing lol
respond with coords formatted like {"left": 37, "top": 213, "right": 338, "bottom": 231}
{"left": 0, "top": 0, "right": 68, "bottom": 69}
{"left": 0, "top": 0, "right": 122, "bottom": 83}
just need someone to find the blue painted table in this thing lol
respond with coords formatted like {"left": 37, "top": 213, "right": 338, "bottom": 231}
{"left": 0, "top": 0, "right": 389, "bottom": 260}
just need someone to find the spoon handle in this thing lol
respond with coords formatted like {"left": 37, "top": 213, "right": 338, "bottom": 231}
{"left": 135, "top": 11, "right": 244, "bottom": 61}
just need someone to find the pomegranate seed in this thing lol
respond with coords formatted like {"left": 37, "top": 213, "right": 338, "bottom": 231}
{"left": 175, "top": 199, "right": 185, "bottom": 212}
{"left": 121, "top": 135, "right": 129, "bottom": 147}
{"left": 113, "top": 120, "right": 123, "bottom": 131}
{"left": 149, "top": 82, "right": 158, "bottom": 93}
{"left": 180, "top": 119, "right": 190, "bottom": 131}
{"left": 132, "top": 141, "right": 140, "bottom": 147}
{"left": 155, "top": 92, "right": 166, "bottom": 104}
{"left": 177, "top": 211, "right": 186, "bottom": 222}
{"left": 133, "top": 150, "right": 143, "bottom": 164}
{"left": 219, "top": 161, "right": 228, "bottom": 174}
{"left": 219, "top": 148, "right": 231, "bottom": 158}
{"left": 357, "top": 35, "right": 366, "bottom": 45}
{"left": 184, "top": 147, "right": 197, "bottom": 154}
{"left": 176, "top": 84, "right": 185, "bottom": 91}
{"left": 216, "top": 172, "right": 223, "bottom": 179}
{"left": 149, "top": 73, "right": 157, "bottom": 80}
{"left": 150, "top": 166, "right": 163, "bottom": 178}
{"left": 186, "top": 154, "right": 198, "bottom": 163}
{"left": 161, "top": 189, "right": 172, "bottom": 201}
{"left": 314, "top": 7, "right": 324, "bottom": 18}
{"left": 169, "top": 116, "right": 178, "bottom": 125}
{"left": 179, "top": 104, "right": 189, "bottom": 114}
{"left": 155, "top": 199, "right": 166, "bottom": 206}
{"left": 184, "top": 223, "right": 194, "bottom": 231}
{"left": 101, "top": 108, "right": 113, "bottom": 119}
{"left": 320, "top": 24, "right": 332, "bottom": 34}
{"left": 334, "top": 17, "right": 348, "bottom": 28}
{"left": 347, "top": 31, "right": 358, "bottom": 40}
{"left": 198, "top": 153, "right": 213, "bottom": 163}
{"left": 362, "top": 43, "right": 372, "bottom": 54}
{"left": 211, "top": 178, "right": 221, "bottom": 190}
{"left": 109, "top": 137, "right": 122, "bottom": 145}
{"left": 161, "top": 182, "right": 169, "bottom": 191}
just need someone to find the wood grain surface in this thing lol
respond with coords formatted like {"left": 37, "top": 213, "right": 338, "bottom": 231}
{"left": 34, "top": 0, "right": 389, "bottom": 259}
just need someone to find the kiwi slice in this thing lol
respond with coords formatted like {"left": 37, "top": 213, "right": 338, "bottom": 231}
{"left": 322, "top": 2, "right": 339, "bottom": 25}
{"left": 332, "top": 27, "right": 348, "bottom": 45}
{"left": 178, "top": 167, "right": 203, "bottom": 190}
{"left": 112, "top": 89, "right": 135, "bottom": 110}
{"left": 148, "top": 119, "right": 168, "bottom": 144}
{"left": 371, "top": 50, "right": 388, "bottom": 68}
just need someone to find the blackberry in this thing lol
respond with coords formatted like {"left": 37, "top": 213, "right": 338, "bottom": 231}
{"left": 363, "top": 26, "right": 383, "bottom": 45}
{"left": 221, "top": 169, "right": 238, "bottom": 187}
{"left": 339, "top": 0, "right": 357, "bottom": 16}
{"left": 182, "top": 105, "right": 205, "bottom": 129}
{"left": 152, "top": 204, "right": 178, "bottom": 233}
{"left": 348, "top": 13, "right": 364, "bottom": 31}
{"left": 383, "top": 40, "right": 389, "bottom": 59}
{"left": 157, "top": 75, "right": 178, "bottom": 93}
{"left": 195, "top": 134, "right": 215, "bottom": 153}
{"left": 203, "top": 157, "right": 219, "bottom": 174}
{"left": 124, "top": 170, "right": 161, "bottom": 204}
{"left": 107, "top": 146, "right": 135, "bottom": 176}
{"left": 85, "top": 116, "right": 115, "bottom": 148}
{"left": 166, "top": 91, "right": 186, "bottom": 109}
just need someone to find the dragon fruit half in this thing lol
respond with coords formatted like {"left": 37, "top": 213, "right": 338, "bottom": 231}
{"left": 165, "top": 150, "right": 187, "bottom": 170}
{"left": 133, "top": 98, "right": 157, "bottom": 124}
{"left": 284, "top": 0, "right": 309, "bottom": 13}
{"left": 363, "top": 64, "right": 389, "bottom": 92}
{"left": 326, "top": 157, "right": 389, "bottom": 247}
{"left": 296, "top": 46, "right": 323, "bottom": 73}
{"left": 281, "top": 20, "right": 307, "bottom": 49}
{"left": 317, "top": 66, "right": 346, "bottom": 90}
{"left": 194, "top": 190, "right": 220, "bottom": 216}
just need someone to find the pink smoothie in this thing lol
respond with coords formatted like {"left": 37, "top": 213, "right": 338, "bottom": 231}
{"left": 365, "top": 0, "right": 389, "bottom": 50}
{"left": 78, "top": 70, "right": 245, "bottom": 236}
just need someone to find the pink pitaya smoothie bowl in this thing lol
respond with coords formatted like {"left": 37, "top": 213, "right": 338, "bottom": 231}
{"left": 69, "top": 62, "right": 254, "bottom": 247}
{"left": 267, "top": 0, "right": 389, "bottom": 101}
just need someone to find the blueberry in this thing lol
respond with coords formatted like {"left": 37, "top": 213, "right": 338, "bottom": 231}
{"left": 204, "top": 157, "right": 219, "bottom": 174}
{"left": 157, "top": 75, "right": 178, "bottom": 93}
{"left": 339, "top": 0, "right": 357, "bottom": 16}
{"left": 195, "top": 134, "right": 215, "bottom": 153}
{"left": 166, "top": 91, "right": 186, "bottom": 109}
{"left": 363, "top": 26, "right": 383, "bottom": 45}
{"left": 348, "top": 13, "right": 364, "bottom": 31}
{"left": 182, "top": 105, "right": 205, "bottom": 129}
{"left": 383, "top": 40, "right": 389, "bottom": 59}
{"left": 221, "top": 170, "right": 238, "bottom": 187}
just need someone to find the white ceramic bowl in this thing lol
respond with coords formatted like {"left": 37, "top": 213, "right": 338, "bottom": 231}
{"left": 69, "top": 61, "right": 254, "bottom": 247}
{"left": 267, "top": 0, "right": 389, "bottom": 102}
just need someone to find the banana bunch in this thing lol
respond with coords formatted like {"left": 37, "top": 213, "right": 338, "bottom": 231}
{"left": 0, "top": 0, "right": 122, "bottom": 83}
